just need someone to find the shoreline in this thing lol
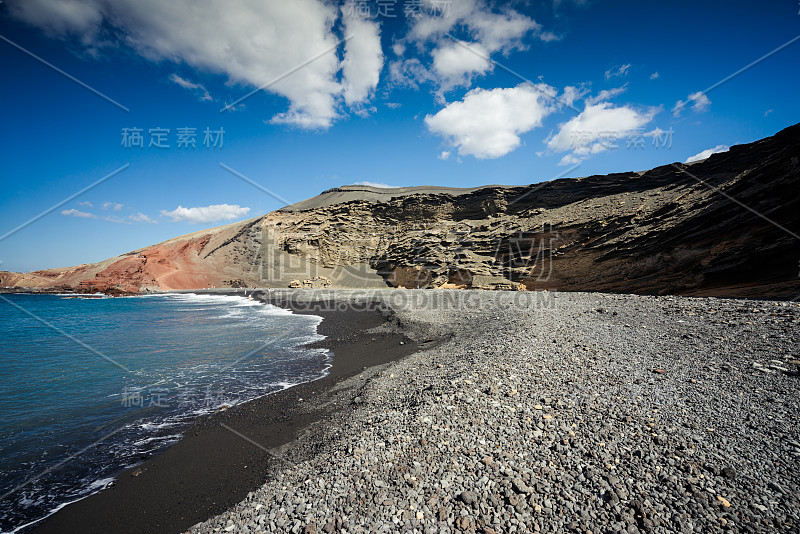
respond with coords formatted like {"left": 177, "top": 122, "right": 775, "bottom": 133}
{"left": 19, "top": 289, "right": 800, "bottom": 533}
{"left": 29, "top": 291, "right": 422, "bottom": 534}
{"left": 190, "top": 290, "right": 799, "bottom": 533}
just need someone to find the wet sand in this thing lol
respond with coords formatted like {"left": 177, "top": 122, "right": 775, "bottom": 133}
{"left": 31, "top": 292, "right": 419, "bottom": 534}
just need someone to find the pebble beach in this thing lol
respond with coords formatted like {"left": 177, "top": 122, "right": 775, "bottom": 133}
{"left": 187, "top": 289, "right": 800, "bottom": 533}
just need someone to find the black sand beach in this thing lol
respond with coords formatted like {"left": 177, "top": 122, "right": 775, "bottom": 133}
{"left": 26, "top": 289, "right": 800, "bottom": 533}
{"left": 31, "top": 292, "right": 420, "bottom": 534}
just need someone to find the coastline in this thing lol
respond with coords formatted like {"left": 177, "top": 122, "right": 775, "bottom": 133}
{"left": 29, "top": 290, "right": 422, "bottom": 534}
{"left": 20, "top": 289, "right": 800, "bottom": 533}
{"left": 190, "top": 290, "right": 799, "bottom": 533}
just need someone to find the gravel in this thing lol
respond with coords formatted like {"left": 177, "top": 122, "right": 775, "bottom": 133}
{"left": 188, "top": 290, "right": 800, "bottom": 533}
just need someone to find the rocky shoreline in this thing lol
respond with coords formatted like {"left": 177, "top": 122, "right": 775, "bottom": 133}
{"left": 188, "top": 289, "right": 799, "bottom": 533}
{"left": 30, "top": 291, "right": 418, "bottom": 534}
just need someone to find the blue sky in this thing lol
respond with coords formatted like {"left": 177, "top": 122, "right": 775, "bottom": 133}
{"left": 1, "top": 0, "right": 798, "bottom": 272}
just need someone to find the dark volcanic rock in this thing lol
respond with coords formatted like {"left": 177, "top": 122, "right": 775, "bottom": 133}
{"left": 3, "top": 124, "right": 799, "bottom": 298}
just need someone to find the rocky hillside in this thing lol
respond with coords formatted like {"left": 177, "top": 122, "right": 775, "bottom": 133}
{"left": 3, "top": 124, "right": 799, "bottom": 299}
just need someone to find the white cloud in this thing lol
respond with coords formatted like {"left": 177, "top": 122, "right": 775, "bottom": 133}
{"left": 438, "top": 151, "right": 451, "bottom": 160}
{"left": 353, "top": 181, "right": 397, "bottom": 188}
{"left": 340, "top": 9, "right": 383, "bottom": 106}
{"left": 408, "top": 0, "right": 543, "bottom": 50}
{"left": 396, "top": 0, "right": 549, "bottom": 90}
{"left": 220, "top": 101, "right": 246, "bottom": 113}
{"left": 556, "top": 85, "right": 629, "bottom": 110}
{"left": 673, "top": 91, "right": 711, "bottom": 116}
{"left": 61, "top": 208, "right": 96, "bottom": 219}
{"left": 425, "top": 83, "right": 556, "bottom": 159}
{"left": 431, "top": 41, "right": 492, "bottom": 89}
{"left": 62, "top": 205, "right": 156, "bottom": 223}
{"left": 389, "top": 57, "right": 435, "bottom": 89}
{"left": 128, "top": 212, "right": 157, "bottom": 223}
{"left": 8, "top": 0, "right": 103, "bottom": 44}
{"left": 685, "top": 145, "right": 729, "bottom": 163}
{"left": 168, "top": 73, "right": 200, "bottom": 90}
{"left": 650, "top": 72, "right": 660, "bottom": 80}
{"left": 604, "top": 64, "right": 631, "bottom": 80}
{"left": 558, "top": 154, "right": 582, "bottom": 166}
{"left": 353, "top": 105, "right": 377, "bottom": 118}
{"left": 764, "top": 109, "right": 773, "bottom": 117}
{"left": 538, "top": 31, "right": 560, "bottom": 42}
{"left": 8, "top": 0, "right": 382, "bottom": 130}
{"left": 585, "top": 85, "right": 627, "bottom": 105}
{"left": 102, "top": 202, "right": 123, "bottom": 211}
{"left": 161, "top": 204, "right": 251, "bottom": 224}
{"left": 385, "top": 102, "right": 401, "bottom": 109}
{"left": 169, "top": 73, "right": 212, "bottom": 102}
{"left": 546, "top": 102, "right": 657, "bottom": 164}
{"left": 77, "top": 200, "right": 93, "bottom": 208}
{"left": 689, "top": 92, "right": 711, "bottom": 112}
{"left": 466, "top": 7, "right": 543, "bottom": 52}
{"left": 559, "top": 85, "right": 588, "bottom": 108}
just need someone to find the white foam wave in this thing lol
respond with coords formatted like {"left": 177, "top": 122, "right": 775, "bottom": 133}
{"left": 131, "top": 434, "right": 183, "bottom": 448}
{"left": 86, "top": 478, "right": 114, "bottom": 491}
{"left": 3, "top": 291, "right": 329, "bottom": 534}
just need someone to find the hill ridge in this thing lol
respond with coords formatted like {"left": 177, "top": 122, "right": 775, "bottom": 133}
{"left": 2, "top": 123, "right": 799, "bottom": 299}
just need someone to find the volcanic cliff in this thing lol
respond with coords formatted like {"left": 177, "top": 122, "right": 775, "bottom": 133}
{"left": 2, "top": 123, "right": 799, "bottom": 299}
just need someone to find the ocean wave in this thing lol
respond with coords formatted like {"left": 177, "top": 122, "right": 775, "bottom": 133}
{"left": 0, "top": 292, "right": 330, "bottom": 533}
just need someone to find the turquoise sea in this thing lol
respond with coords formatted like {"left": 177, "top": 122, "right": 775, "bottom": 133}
{"left": 0, "top": 293, "right": 328, "bottom": 533}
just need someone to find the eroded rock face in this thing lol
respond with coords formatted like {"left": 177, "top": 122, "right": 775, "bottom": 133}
{"left": 3, "top": 124, "right": 799, "bottom": 299}
{"left": 445, "top": 269, "right": 473, "bottom": 289}
{"left": 288, "top": 276, "right": 332, "bottom": 289}
{"left": 249, "top": 124, "right": 800, "bottom": 298}
{"left": 388, "top": 266, "right": 433, "bottom": 289}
